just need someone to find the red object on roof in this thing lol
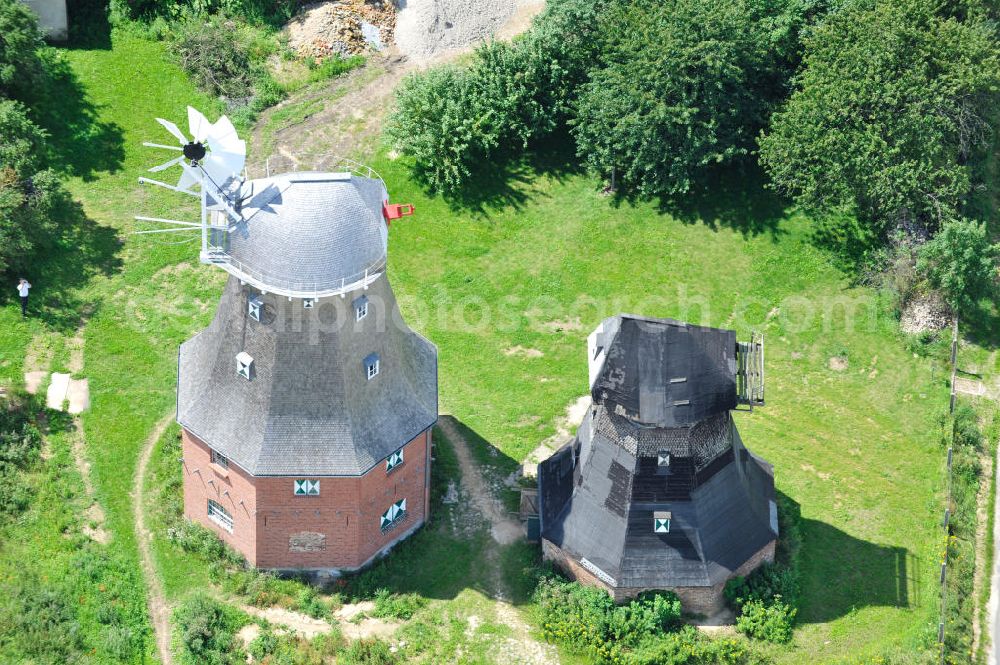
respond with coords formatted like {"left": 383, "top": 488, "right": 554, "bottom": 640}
{"left": 383, "top": 203, "right": 415, "bottom": 225}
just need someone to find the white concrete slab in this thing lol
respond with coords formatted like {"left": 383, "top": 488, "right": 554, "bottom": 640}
{"left": 46, "top": 372, "right": 70, "bottom": 410}
{"left": 67, "top": 378, "right": 90, "bottom": 414}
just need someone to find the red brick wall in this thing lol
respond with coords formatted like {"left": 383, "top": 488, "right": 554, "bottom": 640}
{"left": 542, "top": 538, "right": 777, "bottom": 617}
{"left": 182, "top": 430, "right": 259, "bottom": 563}
{"left": 182, "top": 428, "right": 431, "bottom": 570}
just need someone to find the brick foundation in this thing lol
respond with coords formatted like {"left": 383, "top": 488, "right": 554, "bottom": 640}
{"left": 182, "top": 427, "right": 432, "bottom": 570}
{"left": 542, "top": 538, "right": 776, "bottom": 616}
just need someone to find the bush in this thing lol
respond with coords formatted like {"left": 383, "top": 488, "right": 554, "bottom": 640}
{"left": 167, "top": 519, "right": 245, "bottom": 566}
{"left": 724, "top": 563, "right": 798, "bottom": 609}
{"left": 174, "top": 594, "right": 249, "bottom": 665}
{"left": 339, "top": 638, "right": 398, "bottom": 665}
{"left": 734, "top": 597, "right": 796, "bottom": 643}
{"left": 371, "top": 588, "right": 425, "bottom": 620}
{"left": 916, "top": 217, "right": 999, "bottom": 314}
{"left": 0, "top": 582, "right": 85, "bottom": 662}
{"left": 294, "top": 586, "right": 329, "bottom": 620}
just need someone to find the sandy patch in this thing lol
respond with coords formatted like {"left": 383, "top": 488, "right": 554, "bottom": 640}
{"left": 67, "top": 378, "right": 90, "bottom": 414}
{"left": 287, "top": 1, "right": 396, "bottom": 59}
{"left": 955, "top": 377, "right": 986, "bottom": 396}
{"left": 237, "top": 622, "right": 261, "bottom": 648}
{"left": 242, "top": 605, "right": 334, "bottom": 639}
{"left": 535, "top": 317, "right": 584, "bottom": 333}
{"left": 828, "top": 356, "right": 848, "bottom": 371}
{"left": 334, "top": 601, "right": 400, "bottom": 640}
{"left": 504, "top": 346, "right": 543, "bottom": 358}
{"left": 24, "top": 371, "right": 47, "bottom": 395}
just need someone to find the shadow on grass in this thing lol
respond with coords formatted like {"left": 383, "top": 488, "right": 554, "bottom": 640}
{"left": 781, "top": 492, "right": 916, "bottom": 625}
{"left": 344, "top": 417, "right": 538, "bottom": 604}
{"left": 4, "top": 191, "right": 123, "bottom": 332}
{"left": 959, "top": 301, "right": 1000, "bottom": 352}
{"left": 65, "top": 0, "right": 112, "bottom": 50}
{"left": 647, "top": 161, "right": 790, "bottom": 240}
{"left": 427, "top": 134, "right": 584, "bottom": 217}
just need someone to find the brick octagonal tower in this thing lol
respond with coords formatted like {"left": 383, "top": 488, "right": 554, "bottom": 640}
{"left": 177, "top": 168, "right": 437, "bottom": 572}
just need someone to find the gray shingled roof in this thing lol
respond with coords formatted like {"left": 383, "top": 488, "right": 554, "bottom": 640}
{"left": 539, "top": 412, "right": 777, "bottom": 588}
{"left": 590, "top": 315, "right": 737, "bottom": 428}
{"left": 539, "top": 315, "right": 776, "bottom": 590}
{"left": 177, "top": 274, "right": 437, "bottom": 476}
{"left": 220, "top": 172, "right": 389, "bottom": 296}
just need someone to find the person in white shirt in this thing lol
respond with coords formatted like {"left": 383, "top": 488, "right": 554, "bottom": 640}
{"left": 16, "top": 278, "right": 30, "bottom": 318}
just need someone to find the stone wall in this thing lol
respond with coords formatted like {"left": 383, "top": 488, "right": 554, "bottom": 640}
{"left": 182, "top": 427, "right": 432, "bottom": 570}
{"left": 542, "top": 538, "right": 777, "bottom": 616}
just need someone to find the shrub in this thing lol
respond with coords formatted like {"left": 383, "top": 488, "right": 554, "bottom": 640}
{"left": 174, "top": 594, "right": 249, "bottom": 665}
{"left": 916, "top": 217, "right": 999, "bottom": 314}
{"left": 724, "top": 562, "right": 798, "bottom": 609}
{"left": 167, "top": 519, "right": 244, "bottom": 566}
{"left": 172, "top": 15, "right": 260, "bottom": 102}
{"left": 0, "top": 582, "right": 85, "bottom": 662}
{"left": 371, "top": 589, "right": 426, "bottom": 620}
{"left": 734, "top": 597, "right": 796, "bottom": 643}
{"left": 104, "top": 624, "right": 138, "bottom": 660}
{"left": 339, "top": 638, "right": 398, "bottom": 665}
{"left": 247, "top": 627, "right": 279, "bottom": 660}
{"left": 294, "top": 586, "right": 329, "bottom": 620}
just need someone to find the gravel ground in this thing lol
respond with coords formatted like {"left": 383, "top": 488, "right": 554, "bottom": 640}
{"left": 395, "top": 0, "right": 538, "bottom": 62}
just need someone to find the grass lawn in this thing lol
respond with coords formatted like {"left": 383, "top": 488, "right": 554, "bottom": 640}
{"left": 0, "top": 24, "right": 970, "bottom": 665}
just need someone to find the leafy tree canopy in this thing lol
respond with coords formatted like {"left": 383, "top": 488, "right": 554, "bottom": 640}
{"left": 916, "top": 217, "right": 999, "bottom": 313}
{"left": 759, "top": 0, "right": 1000, "bottom": 232}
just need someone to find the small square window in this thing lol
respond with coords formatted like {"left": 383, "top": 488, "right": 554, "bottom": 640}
{"left": 303, "top": 298, "right": 315, "bottom": 309}
{"left": 653, "top": 511, "right": 671, "bottom": 534}
{"left": 353, "top": 295, "right": 369, "bottom": 321}
{"left": 211, "top": 450, "right": 229, "bottom": 469}
{"left": 236, "top": 352, "right": 254, "bottom": 380}
{"left": 657, "top": 450, "right": 671, "bottom": 468}
{"left": 386, "top": 449, "right": 404, "bottom": 473}
{"left": 248, "top": 295, "right": 263, "bottom": 322}
{"left": 208, "top": 499, "right": 233, "bottom": 532}
{"left": 294, "top": 479, "right": 320, "bottom": 496}
{"left": 364, "top": 353, "right": 380, "bottom": 380}
{"left": 380, "top": 498, "right": 407, "bottom": 531}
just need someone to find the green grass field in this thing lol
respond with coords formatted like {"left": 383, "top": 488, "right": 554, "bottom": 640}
{"left": 0, "top": 23, "right": 973, "bottom": 664}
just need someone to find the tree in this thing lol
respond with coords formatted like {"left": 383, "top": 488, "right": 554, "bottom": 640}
{"left": 916, "top": 217, "right": 998, "bottom": 313}
{"left": 759, "top": 0, "right": 1000, "bottom": 232}
{"left": 572, "top": 0, "right": 823, "bottom": 197}
{"left": 0, "top": 99, "right": 63, "bottom": 276}
{"left": 0, "top": 0, "right": 44, "bottom": 98}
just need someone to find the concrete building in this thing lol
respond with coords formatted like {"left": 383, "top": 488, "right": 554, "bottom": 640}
{"left": 177, "top": 169, "right": 437, "bottom": 572}
{"left": 537, "top": 315, "right": 774, "bottom": 614}
{"left": 22, "top": 0, "right": 67, "bottom": 40}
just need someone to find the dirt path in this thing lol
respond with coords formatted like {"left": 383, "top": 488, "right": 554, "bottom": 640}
{"left": 973, "top": 444, "right": 994, "bottom": 657}
{"left": 438, "top": 416, "right": 522, "bottom": 545}
{"left": 134, "top": 413, "right": 177, "bottom": 665}
{"left": 249, "top": 0, "right": 544, "bottom": 169}
{"left": 437, "top": 416, "right": 556, "bottom": 664}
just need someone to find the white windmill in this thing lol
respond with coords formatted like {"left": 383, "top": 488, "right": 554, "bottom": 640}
{"left": 135, "top": 106, "right": 247, "bottom": 259}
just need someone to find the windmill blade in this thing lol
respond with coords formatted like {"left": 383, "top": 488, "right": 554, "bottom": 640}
{"left": 143, "top": 142, "right": 183, "bottom": 151}
{"left": 202, "top": 151, "right": 245, "bottom": 186}
{"left": 207, "top": 115, "right": 240, "bottom": 149}
{"left": 156, "top": 117, "right": 188, "bottom": 145}
{"left": 188, "top": 106, "right": 211, "bottom": 143}
{"left": 176, "top": 165, "right": 201, "bottom": 193}
{"left": 148, "top": 155, "right": 186, "bottom": 173}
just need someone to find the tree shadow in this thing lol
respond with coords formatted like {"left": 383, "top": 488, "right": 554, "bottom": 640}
{"left": 958, "top": 301, "right": 1000, "bottom": 352}
{"left": 647, "top": 161, "right": 791, "bottom": 240}
{"left": 65, "top": 0, "right": 112, "bottom": 50}
{"left": 21, "top": 54, "right": 125, "bottom": 180}
{"left": 3, "top": 190, "right": 123, "bottom": 332}
{"left": 342, "top": 416, "right": 530, "bottom": 603}
{"left": 780, "top": 492, "right": 916, "bottom": 624}
{"left": 430, "top": 133, "right": 584, "bottom": 218}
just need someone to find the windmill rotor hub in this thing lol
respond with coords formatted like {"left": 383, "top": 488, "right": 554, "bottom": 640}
{"left": 183, "top": 141, "right": 207, "bottom": 162}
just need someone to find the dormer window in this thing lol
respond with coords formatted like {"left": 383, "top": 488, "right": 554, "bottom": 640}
{"left": 236, "top": 352, "right": 254, "bottom": 380}
{"left": 354, "top": 295, "right": 369, "bottom": 321}
{"left": 248, "top": 295, "right": 263, "bottom": 322}
{"left": 364, "top": 353, "right": 380, "bottom": 380}
{"left": 303, "top": 298, "right": 315, "bottom": 309}
{"left": 654, "top": 511, "right": 671, "bottom": 534}
{"left": 293, "top": 479, "right": 320, "bottom": 496}
{"left": 386, "top": 449, "right": 404, "bottom": 473}
{"left": 657, "top": 450, "right": 671, "bottom": 468}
